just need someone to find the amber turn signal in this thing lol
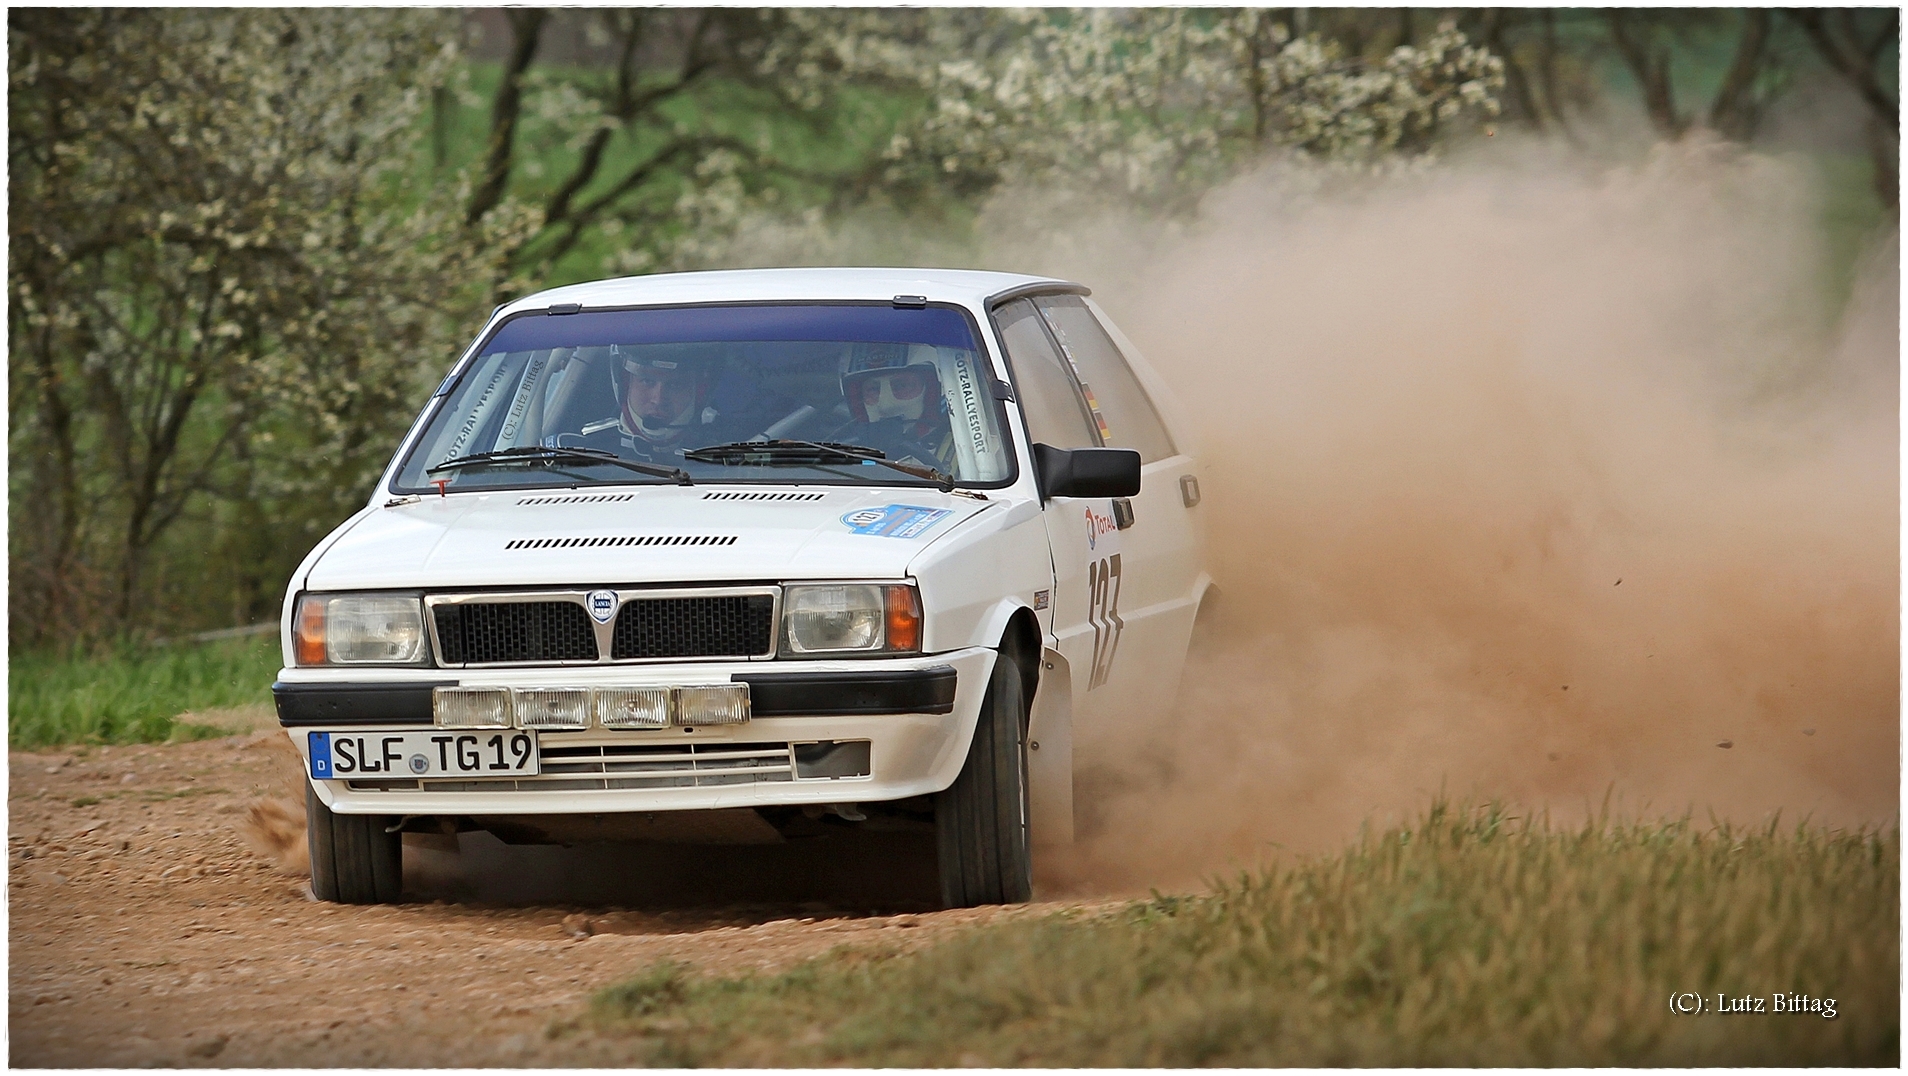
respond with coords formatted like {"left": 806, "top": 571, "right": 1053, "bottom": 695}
{"left": 884, "top": 584, "right": 922, "bottom": 652}
{"left": 295, "top": 596, "right": 328, "bottom": 666}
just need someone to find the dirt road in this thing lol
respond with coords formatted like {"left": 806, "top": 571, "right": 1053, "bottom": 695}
{"left": 8, "top": 719, "right": 1084, "bottom": 1067}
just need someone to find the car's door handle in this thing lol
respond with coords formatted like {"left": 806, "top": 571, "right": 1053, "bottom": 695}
{"left": 1112, "top": 498, "right": 1135, "bottom": 529}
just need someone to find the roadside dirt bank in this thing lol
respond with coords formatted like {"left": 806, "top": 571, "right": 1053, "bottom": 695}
{"left": 8, "top": 728, "right": 1101, "bottom": 1067}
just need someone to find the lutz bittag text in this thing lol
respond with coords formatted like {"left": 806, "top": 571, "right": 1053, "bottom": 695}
{"left": 1669, "top": 993, "right": 1838, "bottom": 1018}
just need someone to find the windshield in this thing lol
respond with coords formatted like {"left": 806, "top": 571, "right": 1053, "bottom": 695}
{"left": 392, "top": 303, "right": 1013, "bottom": 493}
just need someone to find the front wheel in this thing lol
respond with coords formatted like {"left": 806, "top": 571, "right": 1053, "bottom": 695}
{"left": 306, "top": 784, "right": 402, "bottom": 904}
{"left": 934, "top": 650, "right": 1033, "bottom": 908}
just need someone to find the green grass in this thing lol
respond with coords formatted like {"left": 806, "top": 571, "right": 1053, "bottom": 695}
{"left": 580, "top": 803, "right": 1898, "bottom": 1066}
{"left": 8, "top": 635, "right": 281, "bottom": 747}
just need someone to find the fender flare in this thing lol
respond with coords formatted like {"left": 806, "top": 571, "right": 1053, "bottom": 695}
{"left": 972, "top": 597, "right": 1036, "bottom": 662}
{"left": 1191, "top": 571, "right": 1217, "bottom": 613}
{"left": 974, "top": 599, "right": 1044, "bottom": 712}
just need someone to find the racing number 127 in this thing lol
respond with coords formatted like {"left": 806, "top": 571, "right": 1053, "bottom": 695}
{"left": 1088, "top": 553, "right": 1124, "bottom": 690}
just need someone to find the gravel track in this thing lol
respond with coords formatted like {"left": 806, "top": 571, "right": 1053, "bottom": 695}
{"left": 9, "top": 725, "right": 1082, "bottom": 1067}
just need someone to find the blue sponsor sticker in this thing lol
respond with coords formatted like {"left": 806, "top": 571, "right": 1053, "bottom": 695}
{"left": 841, "top": 504, "right": 953, "bottom": 539}
{"left": 308, "top": 732, "right": 334, "bottom": 779}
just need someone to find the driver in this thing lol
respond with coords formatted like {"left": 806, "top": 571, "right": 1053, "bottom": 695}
{"left": 577, "top": 347, "right": 715, "bottom": 461}
{"left": 835, "top": 344, "right": 955, "bottom": 471}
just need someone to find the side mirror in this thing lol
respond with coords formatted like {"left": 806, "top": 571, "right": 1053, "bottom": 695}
{"left": 1032, "top": 443, "right": 1142, "bottom": 500}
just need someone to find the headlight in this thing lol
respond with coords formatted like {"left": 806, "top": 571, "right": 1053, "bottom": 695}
{"left": 782, "top": 583, "right": 921, "bottom": 656}
{"left": 295, "top": 593, "right": 428, "bottom": 666}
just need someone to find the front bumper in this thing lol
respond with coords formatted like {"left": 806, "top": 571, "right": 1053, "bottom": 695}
{"left": 283, "top": 648, "right": 996, "bottom": 816}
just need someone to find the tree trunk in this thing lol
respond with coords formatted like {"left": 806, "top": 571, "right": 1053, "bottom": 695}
{"left": 1787, "top": 9, "right": 1898, "bottom": 129}
{"left": 1483, "top": 9, "right": 1546, "bottom": 132}
{"left": 1786, "top": 8, "right": 1899, "bottom": 213}
{"left": 1868, "top": 117, "right": 1899, "bottom": 214}
{"left": 1535, "top": 10, "right": 1580, "bottom": 144}
{"left": 16, "top": 318, "right": 87, "bottom": 643}
{"left": 1708, "top": 9, "right": 1772, "bottom": 142}
{"left": 466, "top": 8, "right": 547, "bottom": 227}
{"left": 1608, "top": 12, "right": 1686, "bottom": 139}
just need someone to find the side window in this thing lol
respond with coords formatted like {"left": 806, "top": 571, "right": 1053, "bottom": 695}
{"left": 994, "top": 299, "right": 1098, "bottom": 449}
{"left": 1034, "top": 295, "right": 1177, "bottom": 463}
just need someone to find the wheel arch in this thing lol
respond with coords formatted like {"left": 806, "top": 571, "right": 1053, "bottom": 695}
{"left": 998, "top": 606, "right": 1043, "bottom": 728}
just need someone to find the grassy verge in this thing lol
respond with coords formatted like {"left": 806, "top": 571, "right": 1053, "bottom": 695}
{"left": 8, "top": 635, "right": 281, "bottom": 748}
{"left": 581, "top": 803, "right": 1898, "bottom": 1066}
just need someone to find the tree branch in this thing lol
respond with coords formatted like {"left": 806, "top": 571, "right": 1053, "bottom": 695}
{"left": 1607, "top": 11, "right": 1687, "bottom": 138}
{"left": 1786, "top": 8, "right": 1898, "bottom": 128}
{"left": 1483, "top": 9, "right": 1546, "bottom": 132}
{"left": 1708, "top": 10, "right": 1773, "bottom": 142}
{"left": 531, "top": 135, "right": 760, "bottom": 269}
{"left": 467, "top": 9, "right": 547, "bottom": 226}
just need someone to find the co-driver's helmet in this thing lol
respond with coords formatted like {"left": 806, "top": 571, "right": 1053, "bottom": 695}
{"left": 840, "top": 343, "right": 944, "bottom": 424}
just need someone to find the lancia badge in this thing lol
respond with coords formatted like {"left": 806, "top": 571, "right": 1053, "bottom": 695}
{"left": 587, "top": 589, "right": 620, "bottom": 624}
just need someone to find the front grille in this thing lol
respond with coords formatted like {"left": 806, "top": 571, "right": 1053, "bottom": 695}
{"left": 433, "top": 601, "right": 597, "bottom": 665}
{"left": 347, "top": 741, "right": 797, "bottom": 792}
{"left": 427, "top": 586, "right": 778, "bottom": 666}
{"left": 613, "top": 595, "right": 774, "bottom": 660}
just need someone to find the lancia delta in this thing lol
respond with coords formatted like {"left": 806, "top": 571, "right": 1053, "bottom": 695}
{"left": 276, "top": 268, "right": 1212, "bottom": 907}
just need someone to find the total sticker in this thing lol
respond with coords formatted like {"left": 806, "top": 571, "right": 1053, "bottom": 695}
{"left": 842, "top": 504, "right": 953, "bottom": 538}
{"left": 1085, "top": 504, "right": 1118, "bottom": 550}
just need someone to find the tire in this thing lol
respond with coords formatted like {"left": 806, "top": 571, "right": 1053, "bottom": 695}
{"left": 935, "top": 649, "right": 1033, "bottom": 908}
{"left": 306, "top": 783, "right": 402, "bottom": 904}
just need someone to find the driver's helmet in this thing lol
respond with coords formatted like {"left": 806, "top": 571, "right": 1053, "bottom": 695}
{"left": 841, "top": 343, "right": 944, "bottom": 424}
{"left": 610, "top": 345, "right": 714, "bottom": 449}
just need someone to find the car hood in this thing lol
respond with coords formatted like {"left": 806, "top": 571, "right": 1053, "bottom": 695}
{"left": 303, "top": 486, "right": 997, "bottom": 591}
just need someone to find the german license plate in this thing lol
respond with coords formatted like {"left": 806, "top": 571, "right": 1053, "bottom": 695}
{"left": 307, "top": 730, "right": 539, "bottom": 780}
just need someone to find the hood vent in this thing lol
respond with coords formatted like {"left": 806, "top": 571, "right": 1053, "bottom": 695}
{"left": 505, "top": 535, "right": 738, "bottom": 551}
{"left": 518, "top": 493, "right": 638, "bottom": 506}
{"left": 701, "top": 491, "right": 826, "bottom": 502}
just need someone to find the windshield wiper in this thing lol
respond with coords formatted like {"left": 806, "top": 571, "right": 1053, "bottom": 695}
{"left": 426, "top": 445, "right": 692, "bottom": 485}
{"left": 683, "top": 439, "right": 955, "bottom": 491}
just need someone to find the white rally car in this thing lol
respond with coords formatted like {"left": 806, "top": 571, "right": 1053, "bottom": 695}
{"left": 276, "top": 267, "right": 1211, "bottom": 907}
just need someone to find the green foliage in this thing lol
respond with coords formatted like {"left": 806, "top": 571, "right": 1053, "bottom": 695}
{"left": 584, "top": 804, "right": 1898, "bottom": 1066}
{"left": 8, "top": 9, "right": 515, "bottom": 646}
{"left": 8, "top": 636, "right": 280, "bottom": 747}
{"left": 6, "top": 9, "right": 1895, "bottom": 647}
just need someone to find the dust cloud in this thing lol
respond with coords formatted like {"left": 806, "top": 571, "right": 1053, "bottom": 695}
{"left": 1012, "top": 141, "right": 1899, "bottom": 892}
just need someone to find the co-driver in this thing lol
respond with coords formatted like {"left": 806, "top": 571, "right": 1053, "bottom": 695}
{"left": 833, "top": 345, "right": 955, "bottom": 471}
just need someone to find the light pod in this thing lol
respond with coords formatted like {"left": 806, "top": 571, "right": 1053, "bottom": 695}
{"left": 433, "top": 687, "right": 512, "bottom": 728}
{"left": 674, "top": 684, "right": 752, "bottom": 726}
{"left": 595, "top": 687, "right": 672, "bottom": 729}
{"left": 513, "top": 688, "right": 590, "bottom": 730}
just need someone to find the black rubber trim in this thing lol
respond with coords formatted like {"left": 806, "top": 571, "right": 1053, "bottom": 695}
{"left": 732, "top": 665, "right": 959, "bottom": 716}
{"left": 274, "top": 681, "right": 456, "bottom": 727}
